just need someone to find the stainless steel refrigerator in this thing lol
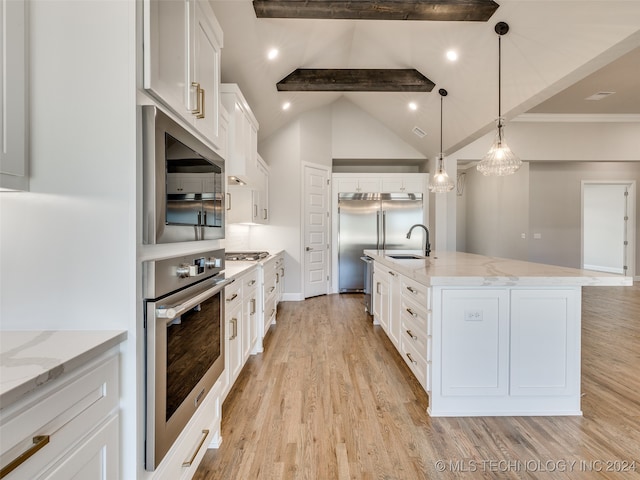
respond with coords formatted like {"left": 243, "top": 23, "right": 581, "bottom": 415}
{"left": 338, "top": 193, "right": 424, "bottom": 292}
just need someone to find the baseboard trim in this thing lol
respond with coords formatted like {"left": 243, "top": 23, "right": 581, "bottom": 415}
{"left": 282, "top": 293, "right": 304, "bottom": 302}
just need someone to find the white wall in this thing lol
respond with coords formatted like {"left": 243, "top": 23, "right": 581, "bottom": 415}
{"left": 258, "top": 98, "right": 427, "bottom": 297}
{"left": 0, "top": 0, "right": 137, "bottom": 476}
{"left": 451, "top": 119, "right": 640, "bottom": 276}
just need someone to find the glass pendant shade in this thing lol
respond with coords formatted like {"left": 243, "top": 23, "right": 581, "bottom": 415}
{"left": 477, "top": 21, "right": 521, "bottom": 177}
{"left": 477, "top": 119, "right": 522, "bottom": 176}
{"left": 428, "top": 155, "right": 455, "bottom": 192}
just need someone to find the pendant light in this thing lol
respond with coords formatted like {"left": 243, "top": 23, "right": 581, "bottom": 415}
{"left": 428, "top": 88, "right": 455, "bottom": 193}
{"left": 477, "top": 21, "right": 522, "bottom": 176}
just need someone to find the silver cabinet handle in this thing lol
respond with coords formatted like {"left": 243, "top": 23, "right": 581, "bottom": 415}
{"left": 182, "top": 430, "right": 209, "bottom": 467}
{"left": 263, "top": 208, "right": 267, "bottom": 220}
{"left": 0, "top": 435, "right": 50, "bottom": 478}
{"left": 226, "top": 192, "right": 231, "bottom": 211}
{"left": 406, "top": 307, "right": 418, "bottom": 318}
{"left": 406, "top": 352, "right": 417, "bottom": 365}
{"left": 276, "top": 272, "right": 280, "bottom": 283}
{"left": 269, "top": 286, "right": 275, "bottom": 293}
{"left": 248, "top": 279, "right": 256, "bottom": 286}
{"left": 406, "top": 286, "right": 418, "bottom": 294}
{"left": 253, "top": 204, "right": 258, "bottom": 218}
{"left": 388, "top": 270, "right": 397, "bottom": 276}
{"left": 376, "top": 282, "right": 381, "bottom": 294}
{"left": 406, "top": 329, "right": 417, "bottom": 340}
{"left": 226, "top": 293, "right": 238, "bottom": 303}
{"left": 250, "top": 298, "right": 256, "bottom": 315}
{"left": 230, "top": 318, "right": 238, "bottom": 340}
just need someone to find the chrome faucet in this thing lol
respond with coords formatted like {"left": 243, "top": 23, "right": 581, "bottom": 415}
{"left": 406, "top": 224, "right": 431, "bottom": 257}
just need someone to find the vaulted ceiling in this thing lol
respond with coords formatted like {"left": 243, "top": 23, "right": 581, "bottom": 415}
{"left": 209, "top": 0, "right": 640, "bottom": 160}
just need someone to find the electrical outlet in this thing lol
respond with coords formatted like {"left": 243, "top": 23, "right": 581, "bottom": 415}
{"left": 464, "top": 309, "right": 483, "bottom": 321}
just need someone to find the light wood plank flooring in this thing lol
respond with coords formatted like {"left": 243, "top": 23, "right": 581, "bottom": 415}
{"left": 194, "top": 285, "right": 640, "bottom": 479}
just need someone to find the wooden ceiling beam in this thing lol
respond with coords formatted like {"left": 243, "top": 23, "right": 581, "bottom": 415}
{"left": 276, "top": 68, "right": 436, "bottom": 92}
{"left": 254, "top": 0, "right": 499, "bottom": 22}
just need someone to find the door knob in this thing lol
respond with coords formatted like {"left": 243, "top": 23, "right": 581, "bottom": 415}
{"left": 306, "top": 247, "right": 313, "bottom": 251}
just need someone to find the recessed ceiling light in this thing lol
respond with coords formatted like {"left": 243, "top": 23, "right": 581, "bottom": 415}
{"left": 409, "top": 102, "right": 418, "bottom": 111}
{"left": 282, "top": 101, "right": 291, "bottom": 110}
{"left": 446, "top": 50, "right": 458, "bottom": 62}
{"left": 267, "top": 48, "right": 279, "bottom": 60}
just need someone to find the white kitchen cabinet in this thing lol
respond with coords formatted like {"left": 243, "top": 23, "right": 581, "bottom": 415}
{"left": 167, "top": 173, "right": 217, "bottom": 194}
{"left": 1, "top": 0, "right": 29, "bottom": 191}
{"left": 255, "top": 155, "right": 270, "bottom": 223}
{"left": 335, "top": 176, "right": 381, "bottom": 194}
{"left": 223, "top": 278, "right": 243, "bottom": 400}
{"left": 381, "top": 176, "right": 425, "bottom": 193}
{"left": 274, "top": 253, "right": 284, "bottom": 304}
{"left": 387, "top": 269, "right": 401, "bottom": 348}
{"left": 150, "top": 379, "right": 222, "bottom": 480}
{"left": 372, "top": 265, "right": 390, "bottom": 332}
{"left": 0, "top": 350, "right": 119, "bottom": 480}
{"left": 221, "top": 84, "right": 259, "bottom": 186}
{"left": 242, "top": 269, "right": 260, "bottom": 359}
{"left": 144, "top": 0, "right": 223, "bottom": 149}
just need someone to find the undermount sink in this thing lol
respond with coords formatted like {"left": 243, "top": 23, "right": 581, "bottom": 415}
{"left": 387, "top": 254, "right": 426, "bottom": 260}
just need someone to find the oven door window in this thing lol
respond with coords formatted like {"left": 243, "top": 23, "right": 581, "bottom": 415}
{"left": 165, "top": 133, "right": 222, "bottom": 228}
{"left": 165, "top": 291, "right": 221, "bottom": 421}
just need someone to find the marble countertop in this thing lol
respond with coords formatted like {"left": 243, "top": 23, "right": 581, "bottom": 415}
{"left": 0, "top": 330, "right": 127, "bottom": 408}
{"left": 225, "top": 261, "right": 259, "bottom": 279}
{"left": 364, "top": 249, "right": 633, "bottom": 287}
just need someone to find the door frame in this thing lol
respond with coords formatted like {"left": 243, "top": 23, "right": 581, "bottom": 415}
{"left": 581, "top": 180, "right": 636, "bottom": 279}
{"left": 301, "top": 161, "right": 331, "bottom": 298}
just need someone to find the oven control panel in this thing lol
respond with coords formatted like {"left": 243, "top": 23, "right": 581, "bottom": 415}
{"left": 144, "top": 248, "right": 225, "bottom": 299}
{"left": 176, "top": 257, "right": 222, "bottom": 278}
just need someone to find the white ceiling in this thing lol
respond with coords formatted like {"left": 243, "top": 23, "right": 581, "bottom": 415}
{"left": 209, "top": 0, "right": 640, "bottom": 160}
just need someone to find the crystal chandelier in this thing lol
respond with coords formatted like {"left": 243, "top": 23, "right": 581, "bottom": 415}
{"left": 477, "top": 22, "right": 522, "bottom": 177}
{"left": 428, "top": 88, "right": 455, "bottom": 193}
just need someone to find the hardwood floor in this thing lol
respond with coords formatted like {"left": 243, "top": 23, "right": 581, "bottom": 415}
{"left": 194, "top": 285, "right": 640, "bottom": 479}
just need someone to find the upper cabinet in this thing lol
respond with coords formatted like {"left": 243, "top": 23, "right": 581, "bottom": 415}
{"left": 227, "top": 155, "right": 270, "bottom": 225}
{"left": 221, "top": 84, "right": 259, "bottom": 186}
{"left": 1, "top": 0, "right": 29, "bottom": 191}
{"left": 143, "top": 0, "right": 223, "bottom": 150}
{"left": 381, "top": 176, "right": 425, "bottom": 193}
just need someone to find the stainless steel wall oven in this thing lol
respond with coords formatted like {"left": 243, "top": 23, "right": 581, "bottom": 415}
{"left": 144, "top": 248, "right": 231, "bottom": 470}
{"left": 142, "top": 105, "right": 225, "bottom": 244}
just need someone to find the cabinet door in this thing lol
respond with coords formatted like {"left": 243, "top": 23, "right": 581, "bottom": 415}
{"left": 41, "top": 416, "right": 118, "bottom": 480}
{"left": 401, "top": 176, "right": 424, "bottom": 193}
{"left": 356, "top": 177, "right": 381, "bottom": 193}
{"left": 336, "top": 178, "right": 359, "bottom": 193}
{"left": 388, "top": 270, "right": 401, "bottom": 348}
{"left": 381, "top": 178, "right": 404, "bottom": 193}
{"left": 243, "top": 290, "right": 257, "bottom": 361}
{"left": 227, "top": 304, "right": 243, "bottom": 385}
{"left": 144, "top": 0, "right": 189, "bottom": 118}
{"left": 189, "top": 0, "right": 222, "bottom": 147}
{"left": 1, "top": 0, "right": 29, "bottom": 190}
{"left": 372, "top": 270, "right": 390, "bottom": 332}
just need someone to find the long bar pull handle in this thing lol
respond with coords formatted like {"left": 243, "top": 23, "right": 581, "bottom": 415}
{"left": 230, "top": 318, "right": 237, "bottom": 340}
{"left": 196, "top": 87, "right": 205, "bottom": 119}
{"left": 0, "top": 435, "right": 50, "bottom": 479}
{"left": 250, "top": 298, "right": 256, "bottom": 315}
{"left": 406, "top": 352, "right": 417, "bottom": 365}
{"left": 226, "top": 293, "right": 238, "bottom": 303}
{"left": 226, "top": 192, "right": 231, "bottom": 211}
{"left": 382, "top": 211, "right": 387, "bottom": 250}
{"left": 263, "top": 208, "right": 268, "bottom": 220}
{"left": 406, "top": 286, "right": 418, "bottom": 295}
{"left": 182, "top": 430, "right": 210, "bottom": 468}
{"left": 190, "top": 82, "right": 201, "bottom": 115}
{"left": 406, "top": 329, "right": 417, "bottom": 340}
{"left": 376, "top": 282, "right": 381, "bottom": 294}
{"left": 406, "top": 307, "right": 418, "bottom": 318}
{"left": 376, "top": 211, "right": 380, "bottom": 250}
{"left": 157, "top": 278, "right": 235, "bottom": 320}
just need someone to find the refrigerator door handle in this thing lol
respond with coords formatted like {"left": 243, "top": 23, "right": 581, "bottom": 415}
{"left": 382, "top": 210, "right": 387, "bottom": 250}
{"left": 376, "top": 211, "right": 380, "bottom": 250}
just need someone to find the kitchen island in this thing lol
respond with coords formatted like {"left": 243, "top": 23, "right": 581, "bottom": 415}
{"left": 364, "top": 249, "right": 632, "bottom": 417}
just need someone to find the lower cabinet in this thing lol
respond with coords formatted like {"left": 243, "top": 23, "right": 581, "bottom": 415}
{"left": 0, "top": 349, "right": 119, "bottom": 480}
{"left": 150, "top": 379, "right": 222, "bottom": 480}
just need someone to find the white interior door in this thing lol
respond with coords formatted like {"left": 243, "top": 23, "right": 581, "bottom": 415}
{"left": 303, "top": 164, "right": 330, "bottom": 298}
{"left": 582, "top": 182, "right": 635, "bottom": 276}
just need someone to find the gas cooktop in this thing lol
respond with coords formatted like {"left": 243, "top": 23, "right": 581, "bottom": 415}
{"left": 225, "top": 251, "right": 270, "bottom": 261}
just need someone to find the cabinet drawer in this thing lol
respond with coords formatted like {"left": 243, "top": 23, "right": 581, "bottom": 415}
{"left": 400, "top": 296, "right": 429, "bottom": 331}
{"left": 400, "top": 335, "right": 428, "bottom": 392}
{"left": 264, "top": 273, "right": 277, "bottom": 298}
{"left": 151, "top": 380, "right": 222, "bottom": 479}
{"left": 264, "top": 293, "right": 277, "bottom": 331}
{"left": 400, "top": 276, "right": 430, "bottom": 308}
{"left": 401, "top": 314, "right": 429, "bottom": 361}
{"left": 0, "top": 352, "right": 119, "bottom": 480}
{"left": 242, "top": 269, "right": 259, "bottom": 291}
{"left": 224, "top": 278, "right": 242, "bottom": 311}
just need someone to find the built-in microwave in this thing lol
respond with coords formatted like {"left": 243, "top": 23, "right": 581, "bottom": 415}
{"left": 142, "top": 106, "right": 225, "bottom": 244}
